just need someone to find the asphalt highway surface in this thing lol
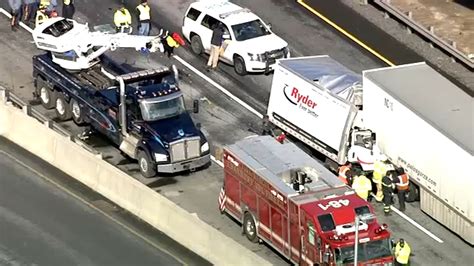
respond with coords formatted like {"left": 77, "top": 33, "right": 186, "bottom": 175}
{"left": 0, "top": 138, "right": 209, "bottom": 266}
{"left": 0, "top": 0, "right": 472, "bottom": 265}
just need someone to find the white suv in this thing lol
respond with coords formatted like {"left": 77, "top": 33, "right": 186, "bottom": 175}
{"left": 182, "top": 1, "right": 290, "bottom": 75}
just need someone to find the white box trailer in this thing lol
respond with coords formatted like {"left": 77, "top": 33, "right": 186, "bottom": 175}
{"left": 267, "top": 56, "right": 377, "bottom": 170}
{"left": 363, "top": 62, "right": 474, "bottom": 244}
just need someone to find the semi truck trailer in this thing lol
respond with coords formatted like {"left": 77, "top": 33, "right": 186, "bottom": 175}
{"left": 363, "top": 63, "right": 473, "bottom": 244}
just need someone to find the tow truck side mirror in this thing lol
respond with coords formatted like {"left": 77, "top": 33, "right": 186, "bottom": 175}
{"left": 193, "top": 99, "right": 199, "bottom": 113}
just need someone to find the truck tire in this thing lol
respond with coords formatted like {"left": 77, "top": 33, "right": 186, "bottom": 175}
{"left": 55, "top": 93, "right": 72, "bottom": 121}
{"left": 37, "top": 78, "right": 57, "bottom": 109}
{"left": 70, "top": 98, "right": 86, "bottom": 125}
{"left": 190, "top": 35, "right": 203, "bottom": 55}
{"left": 137, "top": 150, "right": 157, "bottom": 178}
{"left": 243, "top": 212, "right": 258, "bottom": 243}
{"left": 234, "top": 55, "right": 247, "bottom": 76}
{"left": 406, "top": 182, "right": 420, "bottom": 202}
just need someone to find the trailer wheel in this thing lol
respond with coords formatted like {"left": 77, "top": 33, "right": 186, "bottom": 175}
{"left": 243, "top": 212, "right": 258, "bottom": 243}
{"left": 406, "top": 182, "right": 419, "bottom": 202}
{"left": 70, "top": 98, "right": 86, "bottom": 125}
{"left": 37, "top": 78, "right": 57, "bottom": 109}
{"left": 55, "top": 93, "right": 72, "bottom": 121}
{"left": 137, "top": 150, "right": 157, "bottom": 178}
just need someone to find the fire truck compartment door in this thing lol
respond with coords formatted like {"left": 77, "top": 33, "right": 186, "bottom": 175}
{"left": 300, "top": 213, "right": 317, "bottom": 264}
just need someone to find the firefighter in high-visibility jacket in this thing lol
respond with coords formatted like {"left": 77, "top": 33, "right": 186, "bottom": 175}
{"left": 114, "top": 4, "right": 132, "bottom": 33}
{"left": 373, "top": 154, "right": 389, "bottom": 202}
{"left": 382, "top": 171, "right": 395, "bottom": 215}
{"left": 352, "top": 173, "right": 372, "bottom": 201}
{"left": 338, "top": 163, "right": 352, "bottom": 185}
{"left": 394, "top": 239, "right": 411, "bottom": 265}
{"left": 395, "top": 167, "right": 409, "bottom": 211}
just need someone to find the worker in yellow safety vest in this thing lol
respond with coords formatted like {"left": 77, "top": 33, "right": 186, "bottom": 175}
{"left": 35, "top": 6, "right": 49, "bottom": 28}
{"left": 136, "top": 0, "right": 151, "bottom": 36}
{"left": 114, "top": 3, "right": 132, "bottom": 33}
{"left": 394, "top": 238, "right": 411, "bottom": 265}
{"left": 373, "top": 154, "right": 389, "bottom": 202}
{"left": 351, "top": 172, "right": 372, "bottom": 201}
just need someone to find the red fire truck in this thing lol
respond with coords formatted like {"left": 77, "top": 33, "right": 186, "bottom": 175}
{"left": 219, "top": 136, "right": 394, "bottom": 265}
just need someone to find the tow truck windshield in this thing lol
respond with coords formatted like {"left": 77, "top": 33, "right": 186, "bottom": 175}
{"left": 334, "top": 239, "right": 392, "bottom": 265}
{"left": 139, "top": 95, "right": 185, "bottom": 121}
{"left": 231, "top": 19, "right": 271, "bottom": 41}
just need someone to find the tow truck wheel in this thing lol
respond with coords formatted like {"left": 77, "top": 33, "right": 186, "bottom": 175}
{"left": 190, "top": 35, "right": 203, "bottom": 55}
{"left": 37, "top": 79, "right": 57, "bottom": 109}
{"left": 137, "top": 150, "right": 157, "bottom": 178}
{"left": 243, "top": 212, "right": 258, "bottom": 243}
{"left": 55, "top": 93, "right": 72, "bottom": 121}
{"left": 233, "top": 55, "right": 247, "bottom": 76}
{"left": 70, "top": 99, "right": 86, "bottom": 125}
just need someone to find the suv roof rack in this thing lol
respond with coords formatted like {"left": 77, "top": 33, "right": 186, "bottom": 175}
{"left": 219, "top": 8, "right": 251, "bottom": 19}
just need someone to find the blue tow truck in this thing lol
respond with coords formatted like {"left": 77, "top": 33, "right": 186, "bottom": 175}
{"left": 32, "top": 53, "right": 211, "bottom": 177}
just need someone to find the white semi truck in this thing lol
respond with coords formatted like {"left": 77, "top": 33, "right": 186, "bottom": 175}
{"left": 267, "top": 56, "right": 473, "bottom": 244}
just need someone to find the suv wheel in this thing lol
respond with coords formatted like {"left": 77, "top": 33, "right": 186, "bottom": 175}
{"left": 191, "top": 35, "right": 203, "bottom": 55}
{"left": 234, "top": 55, "right": 247, "bottom": 76}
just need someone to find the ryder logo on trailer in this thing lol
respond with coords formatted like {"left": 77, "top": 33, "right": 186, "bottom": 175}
{"left": 283, "top": 84, "right": 319, "bottom": 118}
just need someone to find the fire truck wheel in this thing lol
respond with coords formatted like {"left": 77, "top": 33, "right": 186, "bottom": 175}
{"left": 37, "top": 78, "right": 57, "bottom": 109}
{"left": 243, "top": 212, "right": 258, "bottom": 243}
{"left": 55, "top": 93, "right": 72, "bottom": 121}
{"left": 70, "top": 98, "right": 86, "bottom": 125}
{"left": 137, "top": 150, "right": 157, "bottom": 178}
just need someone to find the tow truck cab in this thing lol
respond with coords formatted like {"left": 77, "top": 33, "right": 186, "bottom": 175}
{"left": 32, "top": 53, "right": 210, "bottom": 177}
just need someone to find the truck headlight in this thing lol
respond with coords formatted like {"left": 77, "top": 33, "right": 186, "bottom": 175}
{"left": 154, "top": 153, "right": 168, "bottom": 162}
{"left": 201, "top": 142, "right": 209, "bottom": 153}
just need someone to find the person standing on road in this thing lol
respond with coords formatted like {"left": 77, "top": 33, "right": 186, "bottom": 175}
{"left": 8, "top": 0, "right": 22, "bottom": 31}
{"left": 206, "top": 22, "right": 223, "bottom": 71}
{"left": 352, "top": 171, "right": 372, "bottom": 201}
{"left": 62, "top": 0, "right": 75, "bottom": 19}
{"left": 114, "top": 2, "right": 132, "bottom": 33}
{"left": 395, "top": 167, "right": 409, "bottom": 212}
{"left": 136, "top": 0, "right": 151, "bottom": 36}
{"left": 382, "top": 171, "right": 396, "bottom": 215}
{"left": 23, "top": 0, "right": 39, "bottom": 26}
{"left": 373, "top": 154, "right": 389, "bottom": 202}
{"left": 394, "top": 238, "right": 411, "bottom": 265}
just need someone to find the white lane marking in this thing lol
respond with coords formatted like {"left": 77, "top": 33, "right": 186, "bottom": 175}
{"left": 0, "top": 8, "right": 33, "bottom": 33}
{"left": 390, "top": 206, "right": 444, "bottom": 243}
{"left": 173, "top": 55, "right": 264, "bottom": 119}
{"left": 0, "top": 7, "right": 444, "bottom": 245}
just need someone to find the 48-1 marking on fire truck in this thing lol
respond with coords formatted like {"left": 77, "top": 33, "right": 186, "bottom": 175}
{"left": 318, "top": 199, "right": 350, "bottom": 210}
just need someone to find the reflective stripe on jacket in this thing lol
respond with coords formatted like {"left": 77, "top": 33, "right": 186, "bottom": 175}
{"left": 136, "top": 4, "right": 150, "bottom": 21}
{"left": 396, "top": 173, "right": 409, "bottom": 190}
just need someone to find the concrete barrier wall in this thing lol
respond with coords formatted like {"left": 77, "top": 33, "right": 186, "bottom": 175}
{"left": 0, "top": 100, "right": 270, "bottom": 265}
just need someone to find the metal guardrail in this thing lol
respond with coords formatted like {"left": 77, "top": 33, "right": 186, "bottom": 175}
{"left": 0, "top": 86, "right": 102, "bottom": 157}
{"left": 374, "top": 0, "right": 474, "bottom": 69}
